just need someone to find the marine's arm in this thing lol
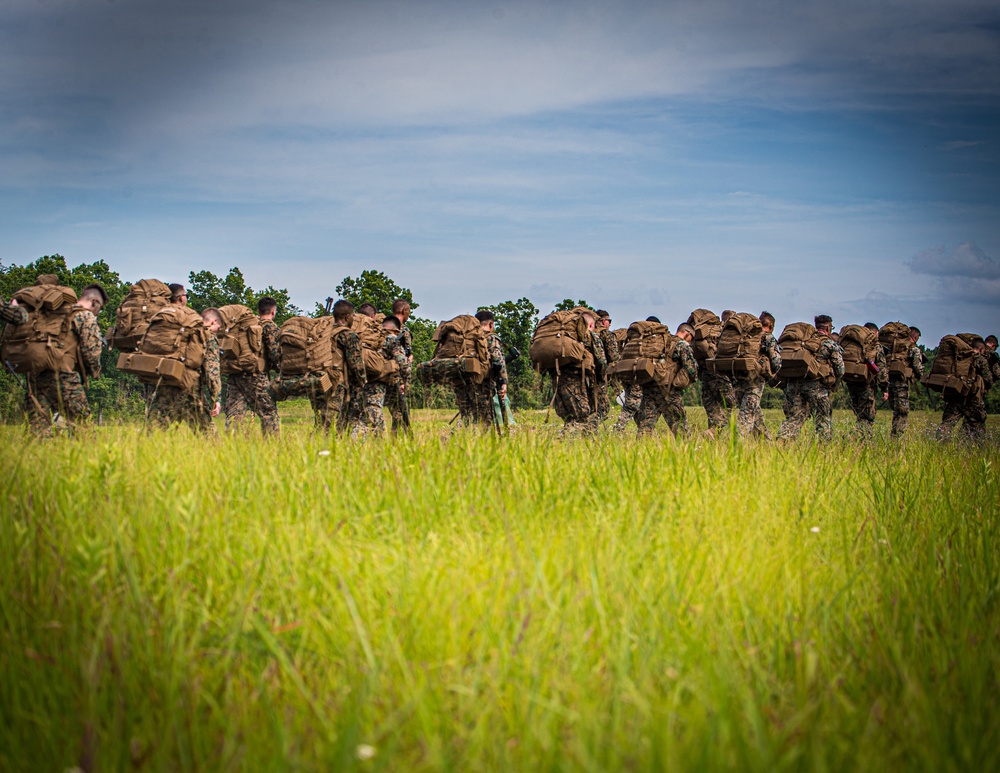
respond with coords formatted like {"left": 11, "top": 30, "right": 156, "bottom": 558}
{"left": 0, "top": 298, "right": 28, "bottom": 325}
{"left": 72, "top": 309, "right": 104, "bottom": 379}
{"left": 262, "top": 320, "right": 281, "bottom": 374}
{"left": 343, "top": 331, "right": 367, "bottom": 388}
{"left": 204, "top": 334, "right": 222, "bottom": 413}
{"left": 676, "top": 339, "right": 699, "bottom": 381}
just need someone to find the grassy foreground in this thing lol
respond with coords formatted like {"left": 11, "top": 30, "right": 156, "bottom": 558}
{"left": 1, "top": 408, "right": 998, "bottom": 772}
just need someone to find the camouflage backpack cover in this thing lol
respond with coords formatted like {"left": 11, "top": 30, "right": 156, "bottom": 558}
{"left": 839, "top": 324, "right": 879, "bottom": 383}
{"left": 611, "top": 320, "right": 690, "bottom": 388}
{"left": 117, "top": 305, "right": 208, "bottom": 391}
{"left": 878, "top": 321, "right": 914, "bottom": 380}
{"left": 217, "top": 304, "right": 265, "bottom": 375}
{"left": 106, "top": 279, "right": 172, "bottom": 352}
{"left": 776, "top": 322, "right": 835, "bottom": 385}
{"left": 0, "top": 275, "right": 81, "bottom": 375}
{"left": 923, "top": 334, "right": 979, "bottom": 399}
{"left": 529, "top": 307, "right": 596, "bottom": 374}
{"left": 415, "top": 314, "right": 491, "bottom": 385}
{"left": 708, "top": 312, "right": 764, "bottom": 377}
{"left": 686, "top": 309, "right": 722, "bottom": 363}
{"left": 351, "top": 313, "right": 399, "bottom": 383}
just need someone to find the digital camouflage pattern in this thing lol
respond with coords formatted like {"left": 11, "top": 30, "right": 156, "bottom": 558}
{"left": 261, "top": 319, "right": 281, "bottom": 374}
{"left": 1, "top": 298, "right": 29, "bottom": 325}
{"left": 936, "top": 353, "right": 993, "bottom": 441}
{"left": 450, "top": 330, "right": 507, "bottom": 429}
{"left": 595, "top": 326, "right": 620, "bottom": 420}
{"left": 700, "top": 370, "right": 736, "bottom": 432}
{"left": 354, "top": 332, "right": 410, "bottom": 436}
{"left": 635, "top": 339, "right": 697, "bottom": 437}
{"left": 844, "top": 344, "right": 888, "bottom": 438}
{"left": 732, "top": 331, "right": 783, "bottom": 438}
{"left": 550, "top": 332, "right": 607, "bottom": 436}
{"left": 777, "top": 336, "right": 845, "bottom": 441}
{"left": 887, "top": 343, "right": 924, "bottom": 438}
{"left": 226, "top": 372, "right": 280, "bottom": 436}
{"left": 384, "top": 322, "right": 413, "bottom": 432}
{"left": 612, "top": 384, "right": 643, "bottom": 431}
{"left": 147, "top": 334, "right": 221, "bottom": 432}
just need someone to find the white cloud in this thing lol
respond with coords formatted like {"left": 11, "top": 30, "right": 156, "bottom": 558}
{"left": 909, "top": 241, "right": 1000, "bottom": 279}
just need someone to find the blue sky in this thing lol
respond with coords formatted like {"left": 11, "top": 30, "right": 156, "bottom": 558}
{"left": 1, "top": 0, "right": 998, "bottom": 342}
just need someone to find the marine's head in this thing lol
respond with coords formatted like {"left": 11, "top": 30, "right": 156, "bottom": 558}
{"left": 201, "top": 308, "right": 223, "bottom": 333}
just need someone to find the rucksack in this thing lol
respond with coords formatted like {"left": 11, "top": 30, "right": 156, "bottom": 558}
{"left": 776, "top": 322, "right": 835, "bottom": 385}
{"left": 116, "top": 305, "right": 208, "bottom": 391}
{"left": 106, "top": 279, "right": 172, "bottom": 352}
{"left": 351, "top": 314, "right": 399, "bottom": 383}
{"left": 878, "top": 322, "right": 914, "bottom": 379}
{"left": 610, "top": 320, "right": 690, "bottom": 388}
{"left": 923, "top": 334, "right": 978, "bottom": 398}
{"left": 0, "top": 278, "right": 80, "bottom": 375}
{"left": 216, "top": 304, "right": 265, "bottom": 375}
{"left": 838, "top": 324, "right": 879, "bottom": 383}
{"left": 612, "top": 327, "right": 628, "bottom": 345}
{"left": 709, "top": 312, "right": 764, "bottom": 377}
{"left": 529, "top": 307, "right": 596, "bottom": 373}
{"left": 415, "top": 315, "right": 491, "bottom": 385}
{"left": 686, "top": 309, "right": 722, "bottom": 362}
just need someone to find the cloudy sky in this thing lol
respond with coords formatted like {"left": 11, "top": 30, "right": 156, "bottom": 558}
{"left": 1, "top": 0, "right": 998, "bottom": 341}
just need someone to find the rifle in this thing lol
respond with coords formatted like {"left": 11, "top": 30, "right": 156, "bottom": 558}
{"left": 324, "top": 297, "right": 334, "bottom": 316}
{"left": 503, "top": 343, "right": 521, "bottom": 366}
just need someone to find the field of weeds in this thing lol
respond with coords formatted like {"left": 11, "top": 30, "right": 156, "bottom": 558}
{"left": 1, "top": 407, "right": 997, "bottom": 771}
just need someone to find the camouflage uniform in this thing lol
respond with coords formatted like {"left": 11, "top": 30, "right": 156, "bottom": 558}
{"left": 358, "top": 333, "right": 410, "bottom": 436}
{"left": 887, "top": 344, "right": 924, "bottom": 438}
{"left": 271, "top": 326, "right": 366, "bottom": 434}
{"left": 465, "top": 332, "right": 508, "bottom": 429}
{"left": 147, "top": 334, "right": 222, "bottom": 433}
{"left": 595, "top": 327, "right": 620, "bottom": 420}
{"left": 733, "top": 331, "right": 782, "bottom": 438}
{"left": 384, "top": 322, "right": 412, "bottom": 432}
{"left": 612, "top": 384, "right": 643, "bottom": 431}
{"left": 225, "top": 316, "right": 281, "bottom": 436}
{"left": 936, "top": 353, "right": 993, "bottom": 441}
{"left": 636, "top": 339, "right": 698, "bottom": 437}
{"left": 0, "top": 298, "right": 28, "bottom": 325}
{"left": 777, "top": 336, "right": 845, "bottom": 441}
{"left": 700, "top": 369, "right": 736, "bottom": 433}
{"left": 261, "top": 319, "right": 281, "bottom": 374}
{"left": 844, "top": 345, "right": 888, "bottom": 439}
{"left": 551, "top": 332, "right": 606, "bottom": 436}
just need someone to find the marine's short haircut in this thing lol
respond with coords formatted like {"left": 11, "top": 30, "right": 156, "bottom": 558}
{"left": 864, "top": 322, "right": 878, "bottom": 331}
{"left": 475, "top": 309, "right": 495, "bottom": 323}
{"left": 595, "top": 309, "right": 610, "bottom": 319}
{"left": 257, "top": 296, "right": 277, "bottom": 315}
{"left": 721, "top": 309, "right": 735, "bottom": 322}
{"left": 201, "top": 307, "right": 223, "bottom": 325}
{"left": 759, "top": 311, "right": 775, "bottom": 329}
{"left": 391, "top": 298, "right": 411, "bottom": 315}
{"left": 909, "top": 326, "right": 921, "bottom": 337}
{"left": 986, "top": 334, "right": 998, "bottom": 346}
{"left": 382, "top": 315, "right": 401, "bottom": 330}
{"left": 333, "top": 300, "right": 355, "bottom": 320}
{"left": 168, "top": 283, "right": 186, "bottom": 299}
{"left": 677, "top": 323, "right": 695, "bottom": 337}
{"left": 358, "top": 303, "right": 377, "bottom": 317}
{"left": 971, "top": 336, "right": 986, "bottom": 349}
{"left": 814, "top": 314, "right": 833, "bottom": 329}
{"left": 645, "top": 315, "right": 661, "bottom": 323}
{"left": 81, "top": 283, "right": 108, "bottom": 305}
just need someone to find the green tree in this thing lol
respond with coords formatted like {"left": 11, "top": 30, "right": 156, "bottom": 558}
{"left": 553, "top": 298, "right": 593, "bottom": 312}
{"left": 187, "top": 267, "right": 300, "bottom": 323}
{"left": 478, "top": 298, "right": 541, "bottom": 408}
{"left": 335, "top": 270, "right": 418, "bottom": 316}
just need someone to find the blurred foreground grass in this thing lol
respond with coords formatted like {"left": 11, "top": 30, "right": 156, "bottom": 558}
{"left": 1, "top": 406, "right": 997, "bottom": 771}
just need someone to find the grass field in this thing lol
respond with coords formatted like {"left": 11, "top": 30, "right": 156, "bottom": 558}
{"left": 1, "top": 407, "right": 998, "bottom": 771}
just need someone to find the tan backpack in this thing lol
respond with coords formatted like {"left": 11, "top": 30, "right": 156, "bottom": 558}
{"left": 612, "top": 327, "right": 628, "bottom": 345}
{"left": 351, "top": 314, "right": 399, "bottom": 383}
{"left": 776, "top": 322, "right": 835, "bottom": 385}
{"left": 217, "top": 304, "right": 265, "bottom": 375}
{"left": 1, "top": 278, "right": 80, "bottom": 375}
{"left": 277, "top": 316, "right": 336, "bottom": 376}
{"left": 107, "top": 279, "right": 172, "bottom": 351}
{"left": 878, "top": 322, "right": 914, "bottom": 379}
{"left": 839, "top": 324, "right": 879, "bottom": 383}
{"left": 529, "top": 307, "right": 596, "bottom": 373}
{"left": 709, "top": 312, "right": 764, "bottom": 377}
{"left": 414, "top": 315, "right": 491, "bottom": 385}
{"left": 611, "top": 320, "right": 690, "bottom": 388}
{"left": 923, "top": 334, "right": 979, "bottom": 398}
{"left": 686, "top": 309, "right": 722, "bottom": 362}
{"left": 117, "top": 305, "right": 208, "bottom": 391}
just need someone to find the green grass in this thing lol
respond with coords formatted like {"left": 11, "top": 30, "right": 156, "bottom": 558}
{"left": 1, "top": 407, "right": 998, "bottom": 771}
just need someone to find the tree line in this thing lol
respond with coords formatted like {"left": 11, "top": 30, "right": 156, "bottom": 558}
{"left": 0, "top": 255, "right": 992, "bottom": 420}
